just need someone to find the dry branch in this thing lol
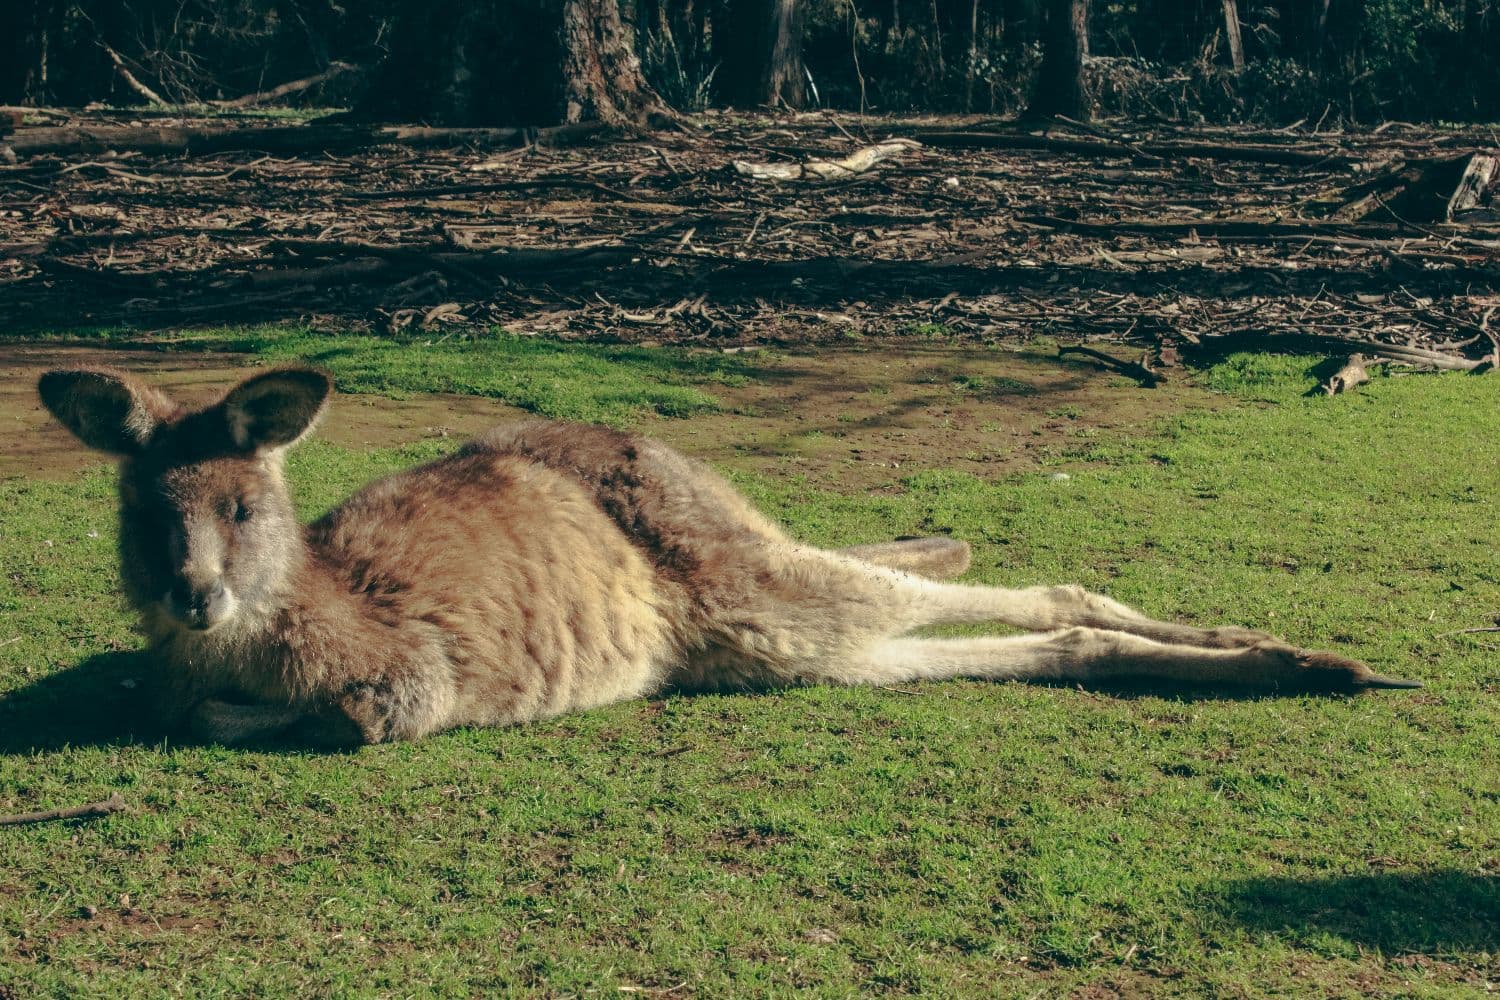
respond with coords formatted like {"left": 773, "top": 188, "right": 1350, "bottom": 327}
{"left": 1326, "top": 154, "right": 1486, "bottom": 222}
{"left": 1020, "top": 214, "right": 1500, "bottom": 240}
{"left": 733, "top": 139, "right": 921, "bottom": 181}
{"left": 906, "top": 127, "right": 1369, "bottom": 166}
{"left": 216, "top": 62, "right": 362, "bottom": 110}
{"left": 0, "top": 792, "right": 127, "bottom": 827}
{"left": 1, "top": 122, "right": 610, "bottom": 159}
{"left": 1448, "top": 155, "right": 1498, "bottom": 220}
{"left": 100, "top": 43, "right": 168, "bottom": 106}
{"left": 1059, "top": 343, "right": 1160, "bottom": 386}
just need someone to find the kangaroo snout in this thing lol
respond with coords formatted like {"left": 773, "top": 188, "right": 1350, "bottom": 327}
{"left": 166, "top": 577, "right": 235, "bottom": 631}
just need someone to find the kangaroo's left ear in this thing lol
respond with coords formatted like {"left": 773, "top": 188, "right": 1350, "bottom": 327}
{"left": 221, "top": 368, "right": 332, "bottom": 452}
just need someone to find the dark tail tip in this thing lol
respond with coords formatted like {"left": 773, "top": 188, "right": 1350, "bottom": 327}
{"left": 1362, "top": 673, "right": 1423, "bottom": 690}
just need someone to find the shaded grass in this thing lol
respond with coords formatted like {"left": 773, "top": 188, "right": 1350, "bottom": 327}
{"left": 1, "top": 350, "right": 1497, "bottom": 997}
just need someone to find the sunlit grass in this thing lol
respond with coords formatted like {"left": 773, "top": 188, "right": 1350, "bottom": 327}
{"left": 1, "top": 345, "right": 1495, "bottom": 997}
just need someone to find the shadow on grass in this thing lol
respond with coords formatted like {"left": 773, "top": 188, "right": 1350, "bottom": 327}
{"left": 0, "top": 650, "right": 170, "bottom": 753}
{"left": 1224, "top": 871, "right": 1500, "bottom": 953}
{"left": 3, "top": 650, "right": 1416, "bottom": 754}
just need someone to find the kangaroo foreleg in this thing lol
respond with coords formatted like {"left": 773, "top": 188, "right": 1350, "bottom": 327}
{"left": 187, "top": 698, "right": 312, "bottom": 746}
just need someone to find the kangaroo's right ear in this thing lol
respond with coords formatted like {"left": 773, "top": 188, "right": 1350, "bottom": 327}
{"left": 37, "top": 368, "right": 176, "bottom": 456}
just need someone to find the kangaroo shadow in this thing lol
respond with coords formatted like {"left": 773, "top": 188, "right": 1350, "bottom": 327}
{"left": 1223, "top": 871, "right": 1499, "bottom": 953}
{"left": 0, "top": 652, "right": 366, "bottom": 754}
{"left": 0, "top": 650, "right": 171, "bottom": 753}
{"left": 5, "top": 647, "right": 1413, "bottom": 753}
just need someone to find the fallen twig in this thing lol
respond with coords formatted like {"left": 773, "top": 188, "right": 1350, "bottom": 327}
{"left": 1059, "top": 344, "right": 1161, "bottom": 387}
{"left": 2, "top": 121, "right": 610, "bottom": 159}
{"left": 0, "top": 792, "right": 127, "bottom": 827}
{"left": 733, "top": 139, "right": 921, "bottom": 182}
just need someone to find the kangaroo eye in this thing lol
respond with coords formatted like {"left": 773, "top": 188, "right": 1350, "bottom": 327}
{"left": 234, "top": 500, "right": 253, "bottom": 523}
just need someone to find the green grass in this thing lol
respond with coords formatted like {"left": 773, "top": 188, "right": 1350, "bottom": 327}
{"left": 45, "top": 325, "right": 765, "bottom": 426}
{"left": 1, "top": 347, "right": 1497, "bottom": 997}
{"left": 221, "top": 327, "right": 761, "bottom": 425}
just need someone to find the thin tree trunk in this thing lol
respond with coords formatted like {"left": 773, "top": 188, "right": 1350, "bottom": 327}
{"left": 964, "top": 0, "right": 980, "bottom": 112}
{"left": 1222, "top": 0, "right": 1245, "bottom": 71}
{"left": 929, "top": 0, "right": 946, "bottom": 75}
{"left": 1027, "top": 0, "right": 1089, "bottom": 119}
{"left": 721, "top": 0, "right": 806, "bottom": 108}
{"left": 1315, "top": 0, "right": 1333, "bottom": 52}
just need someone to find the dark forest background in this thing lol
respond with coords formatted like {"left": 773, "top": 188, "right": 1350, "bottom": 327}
{"left": 1, "top": 1, "right": 1496, "bottom": 125}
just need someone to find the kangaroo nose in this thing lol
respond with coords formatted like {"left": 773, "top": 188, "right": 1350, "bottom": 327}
{"left": 172, "top": 579, "right": 226, "bottom": 626}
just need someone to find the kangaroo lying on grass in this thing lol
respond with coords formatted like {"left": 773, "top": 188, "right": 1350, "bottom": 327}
{"left": 39, "top": 366, "right": 1419, "bottom": 746}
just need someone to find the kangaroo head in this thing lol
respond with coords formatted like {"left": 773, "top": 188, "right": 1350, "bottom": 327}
{"left": 39, "top": 366, "right": 331, "bottom": 635}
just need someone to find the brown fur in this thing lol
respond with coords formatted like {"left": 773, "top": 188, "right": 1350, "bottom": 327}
{"left": 37, "top": 366, "right": 1418, "bottom": 747}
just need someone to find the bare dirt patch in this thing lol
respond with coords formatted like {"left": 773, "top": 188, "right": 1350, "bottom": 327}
{"left": 4, "top": 339, "right": 1220, "bottom": 488}
{"left": 641, "top": 340, "right": 1221, "bottom": 490}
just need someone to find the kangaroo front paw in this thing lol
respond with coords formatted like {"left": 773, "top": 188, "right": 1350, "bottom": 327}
{"left": 1255, "top": 642, "right": 1421, "bottom": 692}
{"left": 187, "top": 698, "right": 306, "bottom": 745}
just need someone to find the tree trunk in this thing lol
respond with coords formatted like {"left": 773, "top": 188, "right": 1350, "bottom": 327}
{"left": 561, "top": 0, "right": 667, "bottom": 124}
{"left": 964, "top": 0, "right": 980, "bottom": 112}
{"left": 1315, "top": 0, "right": 1333, "bottom": 50}
{"left": 1222, "top": 0, "right": 1245, "bottom": 71}
{"left": 1027, "top": 0, "right": 1090, "bottom": 119}
{"left": 721, "top": 0, "right": 806, "bottom": 108}
{"left": 354, "top": 0, "right": 664, "bottom": 126}
{"left": 0, "top": 0, "right": 54, "bottom": 105}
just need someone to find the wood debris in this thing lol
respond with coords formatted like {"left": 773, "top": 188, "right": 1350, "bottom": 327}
{"left": 0, "top": 110, "right": 1496, "bottom": 383}
{"left": 733, "top": 139, "right": 921, "bottom": 181}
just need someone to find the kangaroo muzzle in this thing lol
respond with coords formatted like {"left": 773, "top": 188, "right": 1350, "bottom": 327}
{"left": 167, "top": 577, "right": 236, "bottom": 630}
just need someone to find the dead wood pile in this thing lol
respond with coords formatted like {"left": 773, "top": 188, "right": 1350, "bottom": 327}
{"left": 2, "top": 109, "right": 1497, "bottom": 383}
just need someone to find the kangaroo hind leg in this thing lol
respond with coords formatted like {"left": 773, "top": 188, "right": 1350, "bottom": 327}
{"left": 904, "top": 580, "right": 1288, "bottom": 650}
{"left": 835, "top": 629, "right": 1407, "bottom": 692}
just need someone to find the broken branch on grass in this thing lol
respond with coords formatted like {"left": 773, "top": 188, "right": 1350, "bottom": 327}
{"left": 0, "top": 792, "right": 127, "bottom": 827}
{"left": 1059, "top": 344, "right": 1161, "bottom": 387}
{"left": 1435, "top": 625, "right": 1500, "bottom": 638}
{"left": 1481, "top": 307, "right": 1500, "bottom": 367}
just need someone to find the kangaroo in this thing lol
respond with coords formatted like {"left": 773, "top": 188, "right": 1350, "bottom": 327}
{"left": 38, "top": 366, "right": 1418, "bottom": 746}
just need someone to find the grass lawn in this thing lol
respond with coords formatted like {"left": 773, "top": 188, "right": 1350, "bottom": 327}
{"left": 1, "top": 333, "right": 1496, "bottom": 997}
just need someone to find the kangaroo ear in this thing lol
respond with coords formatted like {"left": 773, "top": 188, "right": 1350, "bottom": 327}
{"left": 221, "top": 368, "right": 332, "bottom": 452}
{"left": 38, "top": 368, "right": 175, "bottom": 456}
